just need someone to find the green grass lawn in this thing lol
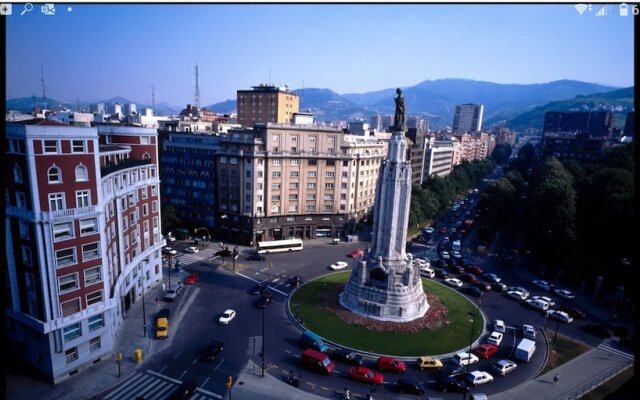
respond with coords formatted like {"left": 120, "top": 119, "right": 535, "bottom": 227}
{"left": 289, "top": 272, "right": 483, "bottom": 356}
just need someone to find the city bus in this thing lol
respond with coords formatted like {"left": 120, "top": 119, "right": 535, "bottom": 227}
{"left": 257, "top": 238, "right": 304, "bottom": 254}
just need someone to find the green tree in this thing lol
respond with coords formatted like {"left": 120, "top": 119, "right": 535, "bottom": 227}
{"left": 491, "top": 143, "right": 512, "bottom": 164}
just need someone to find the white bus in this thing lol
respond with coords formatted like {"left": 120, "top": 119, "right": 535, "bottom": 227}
{"left": 257, "top": 238, "right": 304, "bottom": 254}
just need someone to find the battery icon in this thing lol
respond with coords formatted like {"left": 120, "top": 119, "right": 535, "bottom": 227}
{"left": 620, "top": 3, "right": 628, "bottom": 16}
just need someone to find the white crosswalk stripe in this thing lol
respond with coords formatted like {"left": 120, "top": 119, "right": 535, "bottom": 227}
{"left": 598, "top": 337, "right": 634, "bottom": 361}
{"left": 101, "top": 370, "right": 222, "bottom": 400}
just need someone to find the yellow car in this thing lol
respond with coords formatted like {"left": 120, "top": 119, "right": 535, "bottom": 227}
{"left": 416, "top": 356, "right": 443, "bottom": 370}
{"left": 156, "top": 317, "right": 169, "bottom": 339}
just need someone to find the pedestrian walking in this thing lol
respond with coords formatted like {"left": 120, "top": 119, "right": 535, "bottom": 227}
{"left": 162, "top": 282, "right": 166, "bottom": 291}
{"left": 553, "top": 373, "right": 560, "bottom": 384}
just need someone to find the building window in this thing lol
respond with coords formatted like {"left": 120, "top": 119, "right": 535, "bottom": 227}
{"left": 324, "top": 194, "right": 334, "bottom": 200}
{"left": 83, "top": 243, "right": 100, "bottom": 261}
{"left": 44, "top": 140, "right": 58, "bottom": 154}
{"left": 143, "top": 204, "right": 148, "bottom": 216}
{"left": 63, "top": 323, "right": 82, "bottom": 341}
{"left": 307, "top": 171, "right": 316, "bottom": 177}
{"left": 272, "top": 159, "right": 281, "bottom": 165}
{"left": 65, "top": 347, "right": 78, "bottom": 364}
{"left": 61, "top": 298, "right": 80, "bottom": 317}
{"left": 290, "top": 171, "right": 299, "bottom": 177}
{"left": 152, "top": 185, "right": 158, "bottom": 196}
{"left": 13, "top": 164, "right": 23, "bottom": 183}
{"left": 308, "top": 160, "right": 317, "bottom": 166}
{"left": 76, "top": 190, "right": 90, "bottom": 208}
{"left": 84, "top": 266, "right": 101, "bottom": 285}
{"left": 88, "top": 314, "right": 104, "bottom": 331}
{"left": 271, "top": 195, "right": 281, "bottom": 201}
{"left": 58, "top": 273, "right": 79, "bottom": 293}
{"left": 141, "top": 187, "right": 148, "bottom": 199}
{"left": 152, "top": 200, "right": 158, "bottom": 212}
{"left": 79, "top": 217, "right": 98, "bottom": 235}
{"left": 75, "top": 165, "right": 88, "bottom": 182}
{"left": 325, "top": 172, "right": 335, "bottom": 178}
{"left": 86, "top": 289, "right": 104, "bottom": 305}
{"left": 308, "top": 183, "right": 316, "bottom": 189}
{"left": 290, "top": 159, "right": 299, "bottom": 165}
{"left": 48, "top": 166, "right": 62, "bottom": 184}
{"left": 16, "top": 192, "right": 27, "bottom": 208}
{"left": 272, "top": 171, "right": 281, "bottom": 178}
{"left": 49, "top": 193, "right": 65, "bottom": 211}
{"left": 306, "top": 205, "right": 316, "bottom": 211}
{"left": 53, "top": 221, "right": 74, "bottom": 241}
{"left": 19, "top": 220, "right": 30, "bottom": 239}
{"left": 72, "top": 140, "right": 86, "bottom": 153}
{"left": 89, "top": 337, "right": 101, "bottom": 352}
{"left": 22, "top": 246, "right": 32, "bottom": 266}
{"left": 324, "top": 205, "right": 333, "bottom": 211}
{"left": 326, "top": 160, "right": 335, "bottom": 166}
{"left": 289, "top": 194, "right": 298, "bottom": 200}
{"left": 325, "top": 183, "right": 334, "bottom": 189}
{"left": 289, "top": 183, "right": 299, "bottom": 189}
{"left": 289, "top": 205, "right": 297, "bottom": 212}
{"left": 56, "top": 248, "right": 76, "bottom": 267}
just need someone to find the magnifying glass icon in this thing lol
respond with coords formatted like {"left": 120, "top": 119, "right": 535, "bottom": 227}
{"left": 21, "top": 3, "right": 33, "bottom": 16}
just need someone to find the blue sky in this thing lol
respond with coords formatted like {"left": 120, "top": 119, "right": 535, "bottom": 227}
{"left": 5, "top": 3, "right": 635, "bottom": 107}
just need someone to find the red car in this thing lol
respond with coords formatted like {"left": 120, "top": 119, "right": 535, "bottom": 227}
{"left": 375, "top": 356, "right": 406, "bottom": 374}
{"left": 465, "top": 264, "right": 484, "bottom": 275}
{"left": 349, "top": 366, "right": 384, "bottom": 385}
{"left": 348, "top": 249, "right": 364, "bottom": 258}
{"left": 461, "top": 273, "right": 478, "bottom": 284}
{"left": 439, "top": 227, "right": 448, "bottom": 234}
{"left": 474, "top": 344, "right": 498, "bottom": 359}
{"left": 184, "top": 272, "right": 199, "bottom": 285}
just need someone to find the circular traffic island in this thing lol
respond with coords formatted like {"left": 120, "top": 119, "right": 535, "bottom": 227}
{"left": 289, "top": 272, "right": 484, "bottom": 356}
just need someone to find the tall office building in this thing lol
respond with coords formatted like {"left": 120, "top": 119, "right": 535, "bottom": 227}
{"left": 236, "top": 84, "right": 299, "bottom": 127}
{"left": 543, "top": 111, "right": 614, "bottom": 137}
{"left": 5, "top": 120, "right": 163, "bottom": 383}
{"left": 452, "top": 103, "right": 484, "bottom": 133}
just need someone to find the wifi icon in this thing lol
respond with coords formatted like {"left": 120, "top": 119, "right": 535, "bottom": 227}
{"left": 575, "top": 3, "right": 589, "bottom": 15}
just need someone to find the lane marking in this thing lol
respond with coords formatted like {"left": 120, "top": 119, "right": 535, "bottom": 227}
{"left": 174, "top": 350, "right": 183, "bottom": 359}
{"left": 178, "top": 370, "right": 187, "bottom": 380}
{"left": 214, "top": 359, "right": 224, "bottom": 371}
{"left": 201, "top": 377, "right": 210, "bottom": 388}
{"left": 235, "top": 271, "right": 288, "bottom": 296}
{"left": 192, "top": 356, "right": 200, "bottom": 365}
{"left": 260, "top": 267, "right": 269, "bottom": 272}
{"left": 159, "top": 365, "right": 167, "bottom": 374}
{"left": 148, "top": 370, "right": 182, "bottom": 384}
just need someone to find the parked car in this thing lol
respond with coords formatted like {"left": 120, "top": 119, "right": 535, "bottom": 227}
{"left": 554, "top": 289, "right": 575, "bottom": 299}
{"left": 451, "top": 250, "right": 462, "bottom": 259}
{"left": 441, "top": 251, "right": 451, "bottom": 260}
{"left": 465, "top": 265, "right": 484, "bottom": 275}
{"left": 184, "top": 272, "right": 199, "bottom": 285}
{"left": 582, "top": 323, "right": 613, "bottom": 338}
{"left": 162, "top": 247, "right": 178, "bottom": 255}
{"left": 394, "top": 379, "right": 425, "bottom": 395}
{"left": 486, "top": 331, "right": 504, "bottom": 346}
{"left": 451, "top": 352, "right": 479, "bottom": 367}
{"left": 416, "top": 356, "right": 443, "bottom": 370}
{"left": 348, "top": 249, "right": 364, "bottom": 258}
{"left": 465, "top": 371, "right": 494, "bottom": 386}
{"left": 531, "top": 295, "right": 556, "bottom": 307}
{"left": 218, "top": 309, "right": 236, "bottom": 324}
{"left": 463, "top": 286, "right": 483, "bottom": 297}
{"left": 201, "top": 340, "right": 224, "bottom": 361}
{"left": 376, "top": 356, "right": 406, "bottom": 373}
{"left": 247, "top": 253, "right": 266, "bottom": 261}
{"left": 169, "top": 379, "right": 197, "bottom": 400}
{"left": 436, "top": 375, "right": 469, "bottom": 393}
{"left": 425, "top": 227, "right": 435, "bottom": 234}
{"left": 330, "top": 261, "right": 349, "bottom": 270}
{"left": 547, "top": 310, "right": 574, "bottom": 323}
{"left": 532, "top": 279, "right": 554, "bottom": 291}
{"left": 491, "top": 282, "right": 508, "bottom": 292}
{"left": 348, "top": 366, "right": 384, "bottom": 385}
{"left": 522, "top": 324, "right": 536, "bottom": 340}
{"left": 491, "top": 359, "right": 517, "bottom": 376}
{"left": 474, "top": 344, "right": 498, "bottom": 359}
{"left": 445, "top": 278, "right": 463, "bottom": 288}
{"left": 559, "top": 305, "right": 587, "bottom": 319}
{"left": 462, "top": 273, "right": 479, "bottom": 283}
{"left": 506, "top": 290, "right": 528, "bottom": 301}
{"left": 482, "top": 273, "right": 501, "bottom": 283}
{"left": 493, "top": 319, "right": 506, "bottom": 333}
{"left": 448, "top": 264, "right": 465, "bottom": 274}
{"left": 164, "top": 284, "right": 183, "bottom": 301}
{"left": 332, "top": 349, "right": 364, "bottom": 366}
{"left": 524, "top": 298, "right": 550, "bottom": 311}
{"left": 473, "top": 282, "right": 492, "bottom": 292}
{"left": 185, "top": 246, "right": 199, "bottom": 254}
{"left": 508, "top": 286, "right": 530, "bottom": 298}
{"left": 435, "top": 269, "right": 451, "bottom": 279}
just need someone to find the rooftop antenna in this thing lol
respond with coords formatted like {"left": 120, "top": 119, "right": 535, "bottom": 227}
{"left": 40, "top": 66, "right": 47, "bottom": 109}
{"left": 194, "top": 62, "right": 200, "bottom": 109}
{"left": 151, "top": 85, "right": 156, "bottom": 112}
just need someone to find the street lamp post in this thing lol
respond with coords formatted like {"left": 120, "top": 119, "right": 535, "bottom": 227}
{"left": 140, "top": 277, "right": 147, "bottom": 338}
{"left": 462, "top": 300, "right": 480, "bottom": 400}
{"left": 261, "top": 306, "right": 265, "bottom": 377}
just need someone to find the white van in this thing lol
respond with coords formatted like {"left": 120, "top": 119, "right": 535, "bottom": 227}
{"left": 420, "top": 265, "right": 435, "bottom": 278}
{"left": 514, "top": 338, "right": 536, "bottom": 362}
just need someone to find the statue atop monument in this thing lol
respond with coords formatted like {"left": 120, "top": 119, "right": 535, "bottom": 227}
{"left": 393, "top": 88, "right": 405, "bottom": 132}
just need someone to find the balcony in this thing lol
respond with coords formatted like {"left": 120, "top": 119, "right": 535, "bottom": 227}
{"left": 101, "top": 158, "right": 151, "bottom": 176}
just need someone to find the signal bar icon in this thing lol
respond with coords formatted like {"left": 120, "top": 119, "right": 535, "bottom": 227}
{"left": 575, "top": 3, "right": 589, "bottom": 15}
{"left": 595, "top": 5, "right": 607, "bottom": 16}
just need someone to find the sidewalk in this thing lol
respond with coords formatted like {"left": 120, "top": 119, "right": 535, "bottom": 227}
{"left": 5, "top": 282, "right": 167, "bottom": 400}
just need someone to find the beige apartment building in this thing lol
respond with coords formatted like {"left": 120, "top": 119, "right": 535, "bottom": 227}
{"left": 215, "top": 121, "right": 386, "bottom": 244}
{"left": 236, "top": 84, "right": 300, "bottom": 127}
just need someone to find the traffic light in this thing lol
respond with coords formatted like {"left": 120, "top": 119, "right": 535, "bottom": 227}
{"left": 227, "top": 375, "right": 233, "bottom": 389}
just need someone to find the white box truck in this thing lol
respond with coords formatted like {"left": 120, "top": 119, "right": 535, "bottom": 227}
{"left": 452, "top": 240, "right": 461, "bottom": 252}
{"left": 514, "top": 338, "right": 536, "bottom": 362}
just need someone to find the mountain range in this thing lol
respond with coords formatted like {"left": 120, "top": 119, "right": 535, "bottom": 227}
{"left": 7, "top": 79, "right": 632, "bottom": 130}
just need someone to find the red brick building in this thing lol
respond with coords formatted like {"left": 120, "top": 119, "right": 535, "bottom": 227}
{"left": 5, "top": 120, "right": 163, "bottom": 383}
